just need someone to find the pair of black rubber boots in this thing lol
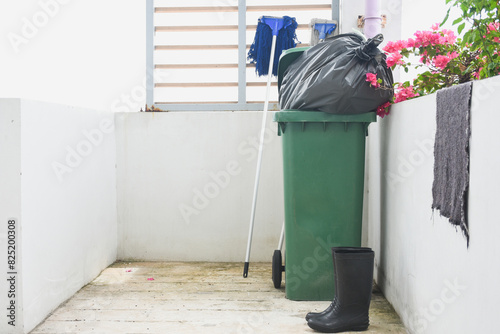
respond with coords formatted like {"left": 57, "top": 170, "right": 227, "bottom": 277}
{"left": 306, "top": 247, "right": 375, "bottom": 333}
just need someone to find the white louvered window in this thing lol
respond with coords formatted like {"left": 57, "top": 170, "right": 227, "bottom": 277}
{"left": 147, "top": 0, "right": 336, "bottom": 111}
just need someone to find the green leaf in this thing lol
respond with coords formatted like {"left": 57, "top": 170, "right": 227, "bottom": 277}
{"left": 441, "top": 8, "right": 451, "bottom": 26}
{"left": 458, "top": 22, "right": 466, "bottom": 34}
{"left": 452, "top": 17, "right": 464, "bottom": 25}
{"left": 463, "top": 31, "right": 473, "bottom": 46}
{"left": 471, "top": 30, "right": 478, "bottom": 41}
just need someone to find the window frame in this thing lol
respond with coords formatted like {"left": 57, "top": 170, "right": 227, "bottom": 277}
{"left": 145, "top": 0, "right": 339, "bottom": 111}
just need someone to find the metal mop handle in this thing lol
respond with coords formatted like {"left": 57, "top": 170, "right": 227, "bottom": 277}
{"left": 243, "top": 34, "right": 277, "bottom": 278}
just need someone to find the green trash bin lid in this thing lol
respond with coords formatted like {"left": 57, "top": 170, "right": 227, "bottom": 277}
{"left": 273, "top": 110, "right": 376, "bottom": 123}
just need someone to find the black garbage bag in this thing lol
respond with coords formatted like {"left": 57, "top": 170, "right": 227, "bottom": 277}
{"left": 279, "top": 33, "right": 393, "bottom": 114}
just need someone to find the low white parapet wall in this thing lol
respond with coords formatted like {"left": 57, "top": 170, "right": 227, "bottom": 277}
{"left": 366, "top": 76, "right": 500, "bottom": 334}
{"left": 0, "top": 99, "right": 117, "bottom": 333}
{"left": 115, "top": 111, "right": 285, "bottom": 263}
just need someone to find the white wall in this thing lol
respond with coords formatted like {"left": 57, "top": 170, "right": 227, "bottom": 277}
{"left": 0, "top": 100, "right": 24, "bottom": 333}
{"left": 366, "top": 76, "right": 500, "bottom": 334}
{"left": 0, "top": 0, "right": 145, "bottom": 112}
{"left": 116, "top": 111, "right": 284, "bottom": 262}
{"left": 0, "top": 99, "right": 117, "bottom": 333}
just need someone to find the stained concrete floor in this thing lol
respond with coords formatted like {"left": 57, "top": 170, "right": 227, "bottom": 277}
{"left": 31, "top": 262, "right": 407, "bottom": 334}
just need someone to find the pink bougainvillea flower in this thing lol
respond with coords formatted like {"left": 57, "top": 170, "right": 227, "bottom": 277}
{"left": 147, "top": 277, "right": 155, "bottom": 281}
{"left": 395, "top": 86, "right": 419, "bottom": 103}
{"left": 413, "top": 30, "right": 434, "bottom": 47}
{"left": 366, "top": 72, "right": 377, "bottom": 82}
{"left": 413, "top": 28, "right": 457, "bottom": 48}
{"left": 386, "top": 52, "right": 404, "bottom": 67}
{"left": 434, "top": 55, "right": 452, "bottom": 69}
{"left": 366, "top": 73, "right": 379, "bottom": 88}
{"left": 433, "top": 52, "right": 459, "bottom": 70}
{"left": 488, "top": 22, "right": 500, "bottom": 32}
{"left": 125, "top": 269, "right": 132, "bottom": 273}
{"left": 473, "top": 67, "right": 483, "bottom": 79}
{"left": 394, "top": 86, "right": 419, "bottom": 103}
{"left": 431, "top": 23, "right": 440, "bottom": 31}
{"left": 485, "top": 23, "right": 500, "bottom": 41}
{"left": 383, "top": 39, "right": 409, "bottom": 54}
{"left": 382, "top": 40, "right": 398, "bottom": 53}
{"left": 442, "top": 29, "right": 457, "bottom": 44}
{"left": 376, "top": 102, "right": 392, "bottom": 118}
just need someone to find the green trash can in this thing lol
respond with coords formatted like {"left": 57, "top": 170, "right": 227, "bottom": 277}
{"left": 274, "top": 48, "right": 376, "bottom": 301}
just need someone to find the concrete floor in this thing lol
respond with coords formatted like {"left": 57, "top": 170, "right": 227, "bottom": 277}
{"left": 31, "top": 262, "right": 407, "bottom": 334}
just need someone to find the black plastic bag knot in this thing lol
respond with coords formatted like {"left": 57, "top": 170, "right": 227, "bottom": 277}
{"left": 355, "top": 34, "right": 384, "bottom": 61}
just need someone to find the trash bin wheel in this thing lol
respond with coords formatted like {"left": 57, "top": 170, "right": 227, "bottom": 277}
{"left": 272, "top": 249, "right": 284, "bottom": 289}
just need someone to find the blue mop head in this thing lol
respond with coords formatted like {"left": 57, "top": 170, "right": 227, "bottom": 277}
{"left": 309, "top": 19, "right": 337, "bottom": 46}
{"left": 315, "top": 23, "right": 337, "bottom": 40}
{"left": 247, "top": 16, "right": 299, "bottom": 77}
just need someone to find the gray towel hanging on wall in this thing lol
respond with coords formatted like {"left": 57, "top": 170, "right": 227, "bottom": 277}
{"left": 432, "top": 81, "right": 472, "bottom": 245}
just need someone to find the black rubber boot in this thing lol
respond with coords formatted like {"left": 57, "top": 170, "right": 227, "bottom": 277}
{"left": 305, "top": 247, "right": 371, "bottom": 322}
{"left": 307, "top": 248, "right": 374, "bottom": 333}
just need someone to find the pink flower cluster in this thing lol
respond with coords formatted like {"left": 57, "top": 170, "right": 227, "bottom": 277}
{"left": 372, "top": 24, "right": 460, "bottom": 118}
{"left": 412, "top": 28, "right": 457, "bottom": 48}
{"left": 487, "top": 22, "right": 500, "bottom": 43}
{"left": 383, "top": 39, "right": 413, "bottom": 54}
{"left": 374, "top": 85, "right": 419, "bottom": 118}
{"left": 376, "top": 102, "right": 391, "bottom": 118}
{"left": 488, "top": 22, "right": 500, "bottom": 31}
{"left": 365, "top": 73, "right": 379, "bottom": 88}
{"left": 434, "top": 51, "right": 459, "bottom": 69}
{"left": 386, "top": 52, "right": 404, "bottom": 67}
{"left": 383, "top": 24, "right": 458, "bottom": 68}
{"left": 366, "top": 73, "right": 393, "bottom": 117}
{"left": 394, "top": 85, "right": 419, "bottom": 103}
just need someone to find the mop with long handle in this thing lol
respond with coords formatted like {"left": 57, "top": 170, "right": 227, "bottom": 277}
{"left": 244, "top": 16, "right": 297, "bottom": 278}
